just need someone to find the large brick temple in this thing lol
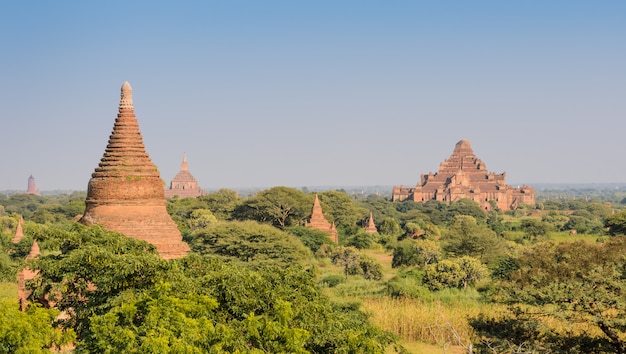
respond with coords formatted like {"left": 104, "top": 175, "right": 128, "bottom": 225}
{"left": 164, "top": 153, "right": 203, "bottom": 199}
{"left": 392, "top": 140, "right": 534, "bottom": 211}
{"left": 79, "top": 82, "right": 189, "bottom": 259}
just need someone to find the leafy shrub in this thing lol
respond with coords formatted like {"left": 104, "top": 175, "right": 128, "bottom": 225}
{"left": 287, "top": 226, "right": 335, "bottom": 253}
{"left": 345, "top": 231, "right": 374, "bottom": 249}
{"left": 320, "top": 274, "right": 345, "bottom": 288}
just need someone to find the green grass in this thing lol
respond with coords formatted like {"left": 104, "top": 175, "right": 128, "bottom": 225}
{"left": 0, "top": 282, "right": 17, "bottom": 301}
{"left": 549, "top": 231, "right": 607, "bottom": 243}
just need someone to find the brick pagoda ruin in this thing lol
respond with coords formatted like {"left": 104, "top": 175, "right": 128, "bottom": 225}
{"left": 365, "top": 211, "right": 378, "bottom": 234}
{"left": 392, "top": 140, "right": 534, "bottom": 211}
{"left": 79, "top": 82, "right": 189, "bottom": 259}
{"left": 164, "top": 153, "right": 204, "bottom": 198}
{"left": 306, "top": 194, "right": 339, "bottom": 243}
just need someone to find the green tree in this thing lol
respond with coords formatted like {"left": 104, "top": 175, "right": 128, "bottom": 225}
{"left": 422, "top": 259, "right": 464, "bottom": 291}
{"left": 455, "top": 256, "right": 488, "bottom": 289}
{"left": 519, "top": 218, "right": 552, "bottom": 241}
{"left": 447, "top": 198, "right": 487, "bottom": 223}
{"left": 357, "top": 255, "right": 384, "bottom": 281}
{"left": 31, "top": 224, "right": 170, "bottom": 339}
{"left": 378, "top": 217, "right": 400, "bottom": 236}
{"left": 605, "top": 210, "right": 626, "bottom": 235}
{"left": 345, "top": 230, "right": 374, "bottom": 249}
{"left": 443, "top": 215, "right": 506, "bottom": 264}
{"left": 481, "top": 238, "right": 626, "bottom": 353}
{"left": 188, "top": 221, "right": 311, "bottom": 268}
{"left": 392, "top": 239, "right": 441, "bottom": 268}
{"left": 286, "top": 226, "right": 335, "bottom": 253}
{"left": 31, "top": 224, "right": 397, "bottom": 353}
{"left": 331, "top": 246, "right": 361, "bottom": 280}
{"left": 233, "top": 187, "right": 310, "bottom": 229}
{"left": 0, "top": 300, "right": 75, "bottom": 353}
{"left": 198, "top": 188, "right": 240, "bottom": 220}
{"left": 186, "top": 208, "right": 218, "bottom": 231}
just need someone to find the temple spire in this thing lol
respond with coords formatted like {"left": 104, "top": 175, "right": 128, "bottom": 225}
{"left": 181, "top": 152, "right": 189, "bottom": 172}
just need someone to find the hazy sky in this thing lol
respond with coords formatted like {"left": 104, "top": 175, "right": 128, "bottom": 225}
{"left": 1, "top": 1, "right": 625, "bottom": 191}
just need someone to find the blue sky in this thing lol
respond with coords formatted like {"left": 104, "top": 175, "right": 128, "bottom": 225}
{"left": 1, "top": 1, "right": 625, "bottom": 191}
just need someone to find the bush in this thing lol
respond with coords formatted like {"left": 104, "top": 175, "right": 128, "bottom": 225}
{"left": 320, "top": 274, "right": 345, "bottom": 288}
{"left": 287, "top": 226, "right": 335, "bottom": 253}
{"left": 345, "top": 231, "right": 374, "bottom": 249}
{"left": 358, "top": 255, "right": 383, "bottom": 281}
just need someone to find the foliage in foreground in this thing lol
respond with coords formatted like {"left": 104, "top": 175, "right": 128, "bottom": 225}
{"left": 0, "top": 299, "right": 75, "bottom": 353}
{"left": 28, "top": 223, "right": 397, "bottom": 353}
{"left": 473, "top": 237, "right": 626, "bottom": 354}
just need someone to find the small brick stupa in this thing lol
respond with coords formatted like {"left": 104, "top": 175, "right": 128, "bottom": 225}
{"left": 306, "top": 194, "right": 339, "bottom": 243}
{"left": 365, "top": 211, "right": 378, "bottom": 234}
{"left": 18, "top": 240, "right": 40, "bottom": 311}
{"left": 11, "top": 216, "right": 25, "bottom": 243}
{"left": 164, "top": 153, "right": 203, "bottom": 199}
{"left": 79, "top": 82, "right": 189, "bottom": 259}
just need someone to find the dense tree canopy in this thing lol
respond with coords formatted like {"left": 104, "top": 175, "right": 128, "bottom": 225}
{"left": 233, "top": 187, "right": 310, "bottom": 229}
{"left": 476, "top": 238, "right": 626, "bottom": 353}
{"left": 26, "top": 223, "right": 396, "bottom": 353}
{"left": 188, "top": 221, "right": 312, "bottom": 268}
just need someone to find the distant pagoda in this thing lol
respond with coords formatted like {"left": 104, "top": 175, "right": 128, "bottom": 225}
{"left": 164, "top": 153, "right": 204, "bottom": 198}
{"left": 392, "top": 140, "right": 534, "bottom": 211}
{"left": 305, "top": 194, "right": 339, "bottom": 243}
{"left": 26, "top": 175, "right": 40, "bottom": 196}
{"left": 79, "top": 82, "right": 189, "bottom": 259}
{"left": 365, "top": 211, "right": 378, "bottom": 234}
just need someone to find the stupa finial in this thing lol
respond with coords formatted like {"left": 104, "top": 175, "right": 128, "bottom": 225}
{"left": 119, "top": 81, "right": 134, "bottom": 110}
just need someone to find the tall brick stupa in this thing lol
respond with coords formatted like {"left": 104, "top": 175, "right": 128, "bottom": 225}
{"left": 79, "top": 82, "right": 189, "bottom": 259}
